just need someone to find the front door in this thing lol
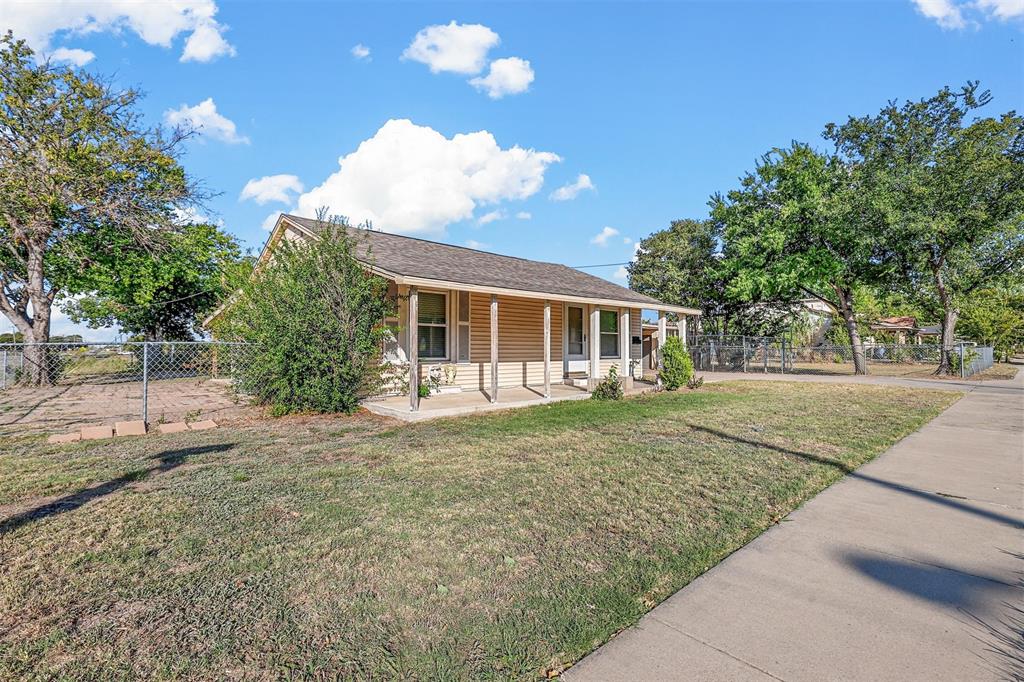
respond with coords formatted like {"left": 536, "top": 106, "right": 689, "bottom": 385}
{"left": 565, "top": 305, "right": 588, "bottom": 373}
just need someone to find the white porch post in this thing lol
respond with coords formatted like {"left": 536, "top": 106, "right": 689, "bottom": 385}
{"left": 589, "top": 306, "right": 600, "bottom": 390}
{"left": 657, "top": 310, "right": 666, "bottom": 387}
{"left": 490, "top": 294, "right": 499, "bottom": 403}
{"left": 618, "top": 307, "right": 626, "bottom": 387}
{"left": 543, "top": 300, "right": 551, "bottom": 398}
{"left": 677, "top": 315, "right": 686, "bottom": 348}
{"left": 408, "top": 286, "right": 419, "bottom": 412}
{"left": 619, "top": 307, "right": 632, "bottom": 390}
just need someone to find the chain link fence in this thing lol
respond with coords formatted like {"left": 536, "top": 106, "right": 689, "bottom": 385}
{"left": 0, "top": 341, "right": 256, "bottom": 435}
{"left": 689, "top": 336, "right": 995, "bottom": 379}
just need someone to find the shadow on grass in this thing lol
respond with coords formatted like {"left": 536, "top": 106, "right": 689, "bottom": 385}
{"left": 687, "top": 424, "right": 1023, "bottom": 530}
{"left": 0, "top": 443, "right": 234, "bottom": 535}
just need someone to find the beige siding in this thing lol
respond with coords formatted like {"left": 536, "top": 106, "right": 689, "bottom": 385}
{"left": 413, "top": 293, "right": 565, "bottom": 390}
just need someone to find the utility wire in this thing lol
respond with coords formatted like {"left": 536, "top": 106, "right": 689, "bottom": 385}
{"left": 570, "top": 261, "right": 631, "bottom": 269}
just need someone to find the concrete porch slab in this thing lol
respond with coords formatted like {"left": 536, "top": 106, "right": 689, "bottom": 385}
{"left": 362, "top": 383, "right": 591, "bottom": 421}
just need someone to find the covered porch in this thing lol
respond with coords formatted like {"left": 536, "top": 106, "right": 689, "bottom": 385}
{"left": 364, "top": 383, "right": 591, "bottom": 421}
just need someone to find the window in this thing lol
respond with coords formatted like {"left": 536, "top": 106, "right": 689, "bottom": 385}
{"left": 600, "top": 310, "right": 619, "bottom": 358}
{"left": 418, "top": 291, "right": 447, "bottom": 359}
{"left": 457, "top": 291, "right": 470, "bottom": 363}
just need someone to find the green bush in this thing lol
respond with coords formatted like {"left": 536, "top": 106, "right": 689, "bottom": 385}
{"left": 216, "top": 218, "right": 396, "bottom": 415}
{"left": 591, "top": 364, "right": 624, "bottom": 401}
{"left": 660, "top": 336, "right": 693, "bottom": 390}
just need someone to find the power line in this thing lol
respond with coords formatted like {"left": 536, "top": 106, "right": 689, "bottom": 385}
{"left": 570, "top": 261, "right": 631, "bottom": 269}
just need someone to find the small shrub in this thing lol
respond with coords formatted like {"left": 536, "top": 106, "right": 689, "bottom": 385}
{"left": 687, "top": 375, "right": 704, "bottom": 390}
{"left": 660, "top": 336, "right": 693, "bottom": 390}
{"left": 591, "top": 364, "right": 624, "bottom": 401}
{"left": 417, "top": 383, "right": 431, "bottom": 399}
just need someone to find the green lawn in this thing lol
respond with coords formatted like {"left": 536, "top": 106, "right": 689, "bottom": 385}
{"left": 0, "top": 381, "right": 957, "bottom": 680}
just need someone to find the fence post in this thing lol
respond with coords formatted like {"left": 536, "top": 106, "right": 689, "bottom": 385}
{"left": 742, "top": 337, "right": 748, "bottom": 373}
{"left": 780, "top": 340, "right": 785, "bottom": 374}
{"left": 1, "top": 350, "right": 6, "bottom": 390}
{"left": 142, "top": 342, "right": 149, "bottom": 423}
{"left": 763, "top": 341, "right": 768, "bottom": 373}
{"left": 959, "top": 342, "right": 965, "bottom": 379}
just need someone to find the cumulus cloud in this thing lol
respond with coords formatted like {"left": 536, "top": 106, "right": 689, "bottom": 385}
{"left": 465, "top": 239, "right": 490, "bottom": 250}
{"left": 613, "top": 265, "right": 629, "bottom": 281}
{"left": 516, "top": 211, "right": 532, "bottom": 220}
{"left": 1, "top": 0, "right": 236, "bottom": 62}
{"left": 590, "top": 226, "right": 619, "bottom": 247}
{"left": 550, "top": 173, "right": 596, "bottom": 201}
{"left": 261, "top": 212, "right": 281, "bottom": 231}
{"left": 164, "top": 98, "right": 249, "bottom": 144}
{"left": 477, "top": 209, "right": 505, "bottom": 225}
{"left": 351, "top": 43, "right": 371, "bottom": 60}
{"left": 49, "top": 46, "right": 95, "bottom": 66}
{"left": 469, "top": 57, "right": 534, "bottom": 98}
{"left": 293, "top": 119, "right": 560, "bottom": 235}
{"left": 402, "top": 21, "right": 499, "bottom": 74}
{"left": 911, "top": 0, "right": 1023, "bottom": 28}
{"left": 240, "top": 174, "right": 304, "bottom": 205}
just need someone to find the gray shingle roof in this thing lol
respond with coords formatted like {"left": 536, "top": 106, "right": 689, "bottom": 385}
{"left": 281, "top": 214, "right": 670, "bottom": 309}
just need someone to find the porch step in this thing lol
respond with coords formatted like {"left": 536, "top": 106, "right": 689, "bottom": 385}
{"left": 566, "top": 377, "right": 589, "bottom": 389}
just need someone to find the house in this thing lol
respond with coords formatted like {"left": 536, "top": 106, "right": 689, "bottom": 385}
{"left": 869, "top": 316, "right": 940, "bottom": 345}
{"left": 253, "top": 214, "right": 699, "bottom": 412}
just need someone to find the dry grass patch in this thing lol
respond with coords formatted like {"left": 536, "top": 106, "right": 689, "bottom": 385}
{"left": 0, "top": 381, "right": 957, "bottom": 680}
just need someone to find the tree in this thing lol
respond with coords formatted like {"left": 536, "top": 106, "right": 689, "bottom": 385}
{"left": 825, "top": 83, "right": 1024, "bottom": 374}
{"left": 958, "top": 285, "right": 1024, "bottom": 362}
{"left": 714, "top": 143, "right": 885, "bottom": 374}
{"left": 215, "top": 215, "right": 396, "bottom": 415}
{"left": 628, "top": 218, "right": 794, "bottom": 337}
{"left": 0, "top": 33, "right": 199, "bottom": 382}
{"left": 64, "top": 223, "right": 250, "bottom": 340}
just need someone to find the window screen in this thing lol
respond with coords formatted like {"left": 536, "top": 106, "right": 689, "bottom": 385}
{"left": 600, "top": 310, "right": 619, "bottom": 358}
{"left": 417, "top": 292, "right": 447, "bottom": 358}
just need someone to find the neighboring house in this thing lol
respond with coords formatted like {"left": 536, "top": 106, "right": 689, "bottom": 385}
{"left": 869, "top": 316, "right": 940, "bottom": 345}
{"left": 249, "top": 214, "right": 699, "bottom": 412}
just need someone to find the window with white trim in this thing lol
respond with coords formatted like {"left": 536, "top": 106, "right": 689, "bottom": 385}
{"left": 418, "top": 291, "right": 447, "bottom": 359}
{"left": 456, "top": 291, "right": 471, "bottom": 363}
{"left": 600, "top": 310, "right": 619, "bottom": 358}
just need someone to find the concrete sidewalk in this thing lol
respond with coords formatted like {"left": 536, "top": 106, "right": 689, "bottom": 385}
{"left": 565, "top": 369, "right": 1023, "bottom": 681}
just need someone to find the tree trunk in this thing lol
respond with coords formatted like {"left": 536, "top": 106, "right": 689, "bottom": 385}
{"left": 834, "top": 285, "right": 868, "bottom": 375}
{"left": 931, "top": 263, "right": 958, "bottom": 376}
{"left": 936, "top": 307, "right": 959, "bottom": 376}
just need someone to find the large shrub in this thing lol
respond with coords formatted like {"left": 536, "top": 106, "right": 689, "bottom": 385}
{"left": 216, "top": 221, "right": 396, "bottom": 414}
{"left": 660, "top": 336, "right": 693, "bottom": 390}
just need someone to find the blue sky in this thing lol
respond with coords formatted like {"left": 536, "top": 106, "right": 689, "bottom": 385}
{"left": 3, "top": 0, "right": 1022, "bottom": 339}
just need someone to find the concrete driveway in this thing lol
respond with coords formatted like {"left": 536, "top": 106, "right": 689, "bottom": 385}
{"left": 565, "top": 368, "right": 1023, "bottom": 681}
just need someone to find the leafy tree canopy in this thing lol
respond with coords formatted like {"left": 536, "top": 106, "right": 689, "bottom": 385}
{"left": 64, "top": 223, "right": 251, "bottom": 340}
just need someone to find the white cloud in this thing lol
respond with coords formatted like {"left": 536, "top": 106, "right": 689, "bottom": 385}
{"left": 465, "top": 239, "right": 490, "bottom": 250}
{"left": 49, "top": 46, "right": 95, "bottom": 66}
{"left": 261, "top": 212, "right": 280, "bottom": 231}
{"left": 469, "top": 57, "right": 534, "bottom": 98}
{"left": 402, "top": 21, "right": 499, "bottom": 74}
{"left": 181, "top": 20, "right": 235, "bottom": 62}
{"left": 516, "top": 211, "right": 532, "bottom": 220}
{"left": 351, "top": 43, "right": 371, "bottom": 60}
{"left": 623, "top": 237, "right": 633, "bottom": 245}
{"left": 590, "top": 226, "right": 619, "bottom": 247}
{"left": 976, "top": 0, "right": 1024, "bottom": 20}
{"left": 164, "top": 98, "right": 249, "bottom": 144}
{"left": 240, "top": 174, "right": 304, "bottom": 205}
{"left": 911, "top": 0, "right": 1023, "bottom": 27}
{"left": 911, "top": 0, "right": 969, "bottom": 27}
{"left": 293, "top": 119, "right": 559, "bottom": 235}
{"left": 1, "top": 0, "right": 236, "bottom": 62}
{"left": 613, "top": 265, "right": 629, "bottom": 281}
{"left": 550, "top": 173, "right": 596, "bottom": 201}
{"left": 477, "top": 209, "right": 505, "bottom": 225}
